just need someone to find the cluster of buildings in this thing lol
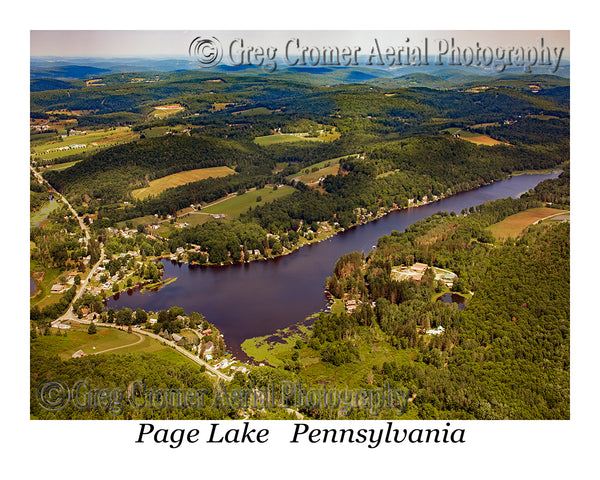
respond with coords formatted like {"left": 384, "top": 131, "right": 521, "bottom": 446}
{"left": 50, "top": 274, "right": 77, "bottom": 294}
{"left": 392, "top": 262, "right": 429, "bottom": 282}
{"left": 45, "top": 143, "right": 87, "bottom": 153}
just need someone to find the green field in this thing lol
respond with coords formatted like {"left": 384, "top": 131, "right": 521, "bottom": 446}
{"left": 30, "top": 200, "right": 61, "bottom": 227}
{"left": 131, "top": 166, "right": 236, "bottom": 200}
{"left": 487, "top": 207, "right": 568, "bottom": 240}
{"left": 202, "top": 185, "right": 295, "bottom": 218}
{"left": 115, "top": 214, "right": 158, "bottom": 229}
{"left": 254, "top": 130, "right": 340, "bottom": 146}
{"left": 31, "top": 127, "right": 138, "bottom": 161}
{"left": 173, "top": 212, "right": 212, "bottom": 227}
{"left": 151, "top": 104, "right": 185, "bottom": 119}
{"left": 232, "top": 107, "right": 272, "bottom": 116}
{"left": 32, "top": 324, "right": 143, "bottom": 360}
{"left": 254, "top": 133, "right": 320, "bottom": 146}
{"left": 441, "top": 128, "right": 507, "bottom": 146}
{"left": 40, "top": 160, "right": 82, "bottom": 172}
{"left": 287, "top": 156, "right": 348, "bottom": 184}
{"left": 32, "top": 324, "right": 203, "bottom": 369}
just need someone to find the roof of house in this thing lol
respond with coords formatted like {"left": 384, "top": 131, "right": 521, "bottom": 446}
{"left": 412, "top": 262, "right": 428, "bottom": 272}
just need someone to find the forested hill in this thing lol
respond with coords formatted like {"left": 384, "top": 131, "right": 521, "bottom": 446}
{"left": 309, "top": 177, "right": 570, "bottom": 419}
{"left": 44, "top": 135, "right": 261, "bottom": 204}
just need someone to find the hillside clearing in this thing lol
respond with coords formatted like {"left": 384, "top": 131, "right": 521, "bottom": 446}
{"left": 131, "top": 166, "right": 236, "bottom": 200}
{"left": 202, "top": 185, "right": 295, "bottom": 219}
{"left": 487, "top": 207, "right": 568, "bottom": 240}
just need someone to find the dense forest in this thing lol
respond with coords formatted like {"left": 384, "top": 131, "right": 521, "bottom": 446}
{"left": 307, "top": 182, "right": 570, "bottom": 419}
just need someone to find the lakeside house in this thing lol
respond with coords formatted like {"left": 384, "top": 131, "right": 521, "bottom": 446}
{"left": 203, "top": 341, "right": 215, "bottom": 358}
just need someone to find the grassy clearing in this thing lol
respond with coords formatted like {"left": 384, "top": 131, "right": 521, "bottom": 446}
{"left": 254, "top": 130, "right": 340, "bottom": 146}
{"left": 115, "top": 214, "right": 158, "bottom": 229}
{"left": 527, "top": 114, "right": 561, "bottom": 121}
{"left": 487, "top": 207, "right": 568, "bottom": 241}
{"left": 31, "top": 324, "right": 205, "bottom": 370}
{"left": 174, "top": 212, "right": 212, "bottom": 226}
{"left": 139, "top": 125, "right": 188, "bottom": 138}
{"left": 41, "top": 160, "right": 81, "bottom": 172}
{"left": 202, "top": 185, "right": 295, "bottom": 219}
{"left": 32, "top": 324, "right": 143, "bottom": 360}
{"left": 330, "top": 298, "right": 345, "bottom": 314}
{"left": 461, "top": 135, "right": 507, "bottom": 146}
{"left": 288, "top": 157, "right": 345, "bottom": 184}
{"left": 254, "top": 133, "right": 320, "bottom": 146}
{"left": 30, "top": 200, "right": 61, "bottom": 227}
{"left": 131, "top": 166, "right": 236, "bottom": 200}
{"left": 441, "top": 128, "right": 509, "bottom": 146}
{"left": 233, "top": 107, "right": 272, "bottom": 116}
{"left": 151, "top": 104, "right": 185, "bottom": 118}
{"left": 210, "top": 102, "right": 235, "bottom": 112}
{"left": 31, "top": 127, "right": 138, "bottom": 161}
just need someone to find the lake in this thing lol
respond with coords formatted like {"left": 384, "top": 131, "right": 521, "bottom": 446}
{"left": 107, "top": 171, "right": 560, "bottom": 358}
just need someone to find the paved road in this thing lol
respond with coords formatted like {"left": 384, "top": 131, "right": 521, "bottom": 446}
{"left": 31, "top": 166, "right": 106, "bottom": 326}
{"left": 33, "top": 165, "right": 232, "bottom": 382}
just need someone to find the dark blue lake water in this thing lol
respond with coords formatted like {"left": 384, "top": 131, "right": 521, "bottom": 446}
{"left": 107, "top": 172, "right": 559, "bottom": 357}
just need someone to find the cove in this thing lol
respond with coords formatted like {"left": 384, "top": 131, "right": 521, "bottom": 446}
{"left": 107, "top": 172, "right": 559, "bottom": 358}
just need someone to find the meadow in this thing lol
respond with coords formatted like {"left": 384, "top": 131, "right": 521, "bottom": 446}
{"left": 201, "top": 185, "right": 295, "bottom": 218}
{"left": 131, "top": 166, "right": 236, "bottom": 200}
{"left": 287, "top": 156, "right": 347, "bottom": 184}
{"left": 487, "top": 207, "right": 568, "bottom": 240}
{"left": 254, "top": 130, "right": 340, "bottom": 146}
{"left": 32, "top": 324, "right": 204, "bottom": 369}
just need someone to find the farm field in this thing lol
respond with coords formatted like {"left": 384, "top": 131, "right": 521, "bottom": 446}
{"left": 40, "top": 160, "right": 82, "bottom": 172}
{"left": 461, "top": 135, "right": 507, "bottom": 146}
{"left": 31, "top": 127, "right": 138, "bottom": 161}
{"left": 201, "top": 185, "right": 295, "bottom": 219}
{"left": 115, "top": 214, "right": 158, "bottom": 229}
{"left": 174, "top": 212, "right": 213, "bottom": 227}
{"left": 442, "top": 128, "right": 509, "bottom": 146}
{"left": 232, "top": 107, "right": 272, "bottom": 116}
{"left": 487, "top": 207, "right": 568, "bottom": 240}
{"left": 288, "top": 156, "right": 347, "bottom": 184}
{"left": 131, "top": 166, "right": 236, "bottom": 200}
{"left": 151, "top": 103, "right": 185, "bottom": 118}
{"left": 139, "top": 124, "right": 189, "bottom": 138}
{"left": 254, "top": 130, "right": 341, "bottom": 146}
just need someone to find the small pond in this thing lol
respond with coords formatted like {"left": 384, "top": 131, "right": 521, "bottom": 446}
{"left": 436, "top": 293, "right": 467, "bottom": 310}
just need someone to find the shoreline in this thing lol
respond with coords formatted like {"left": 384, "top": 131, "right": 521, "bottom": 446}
{"left": 158, "top": 170, "right": 548, "bottom": 269}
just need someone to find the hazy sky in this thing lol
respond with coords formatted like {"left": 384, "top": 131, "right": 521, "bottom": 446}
{"left": 31, "top": 30, "right": 569, "bottom": 58}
